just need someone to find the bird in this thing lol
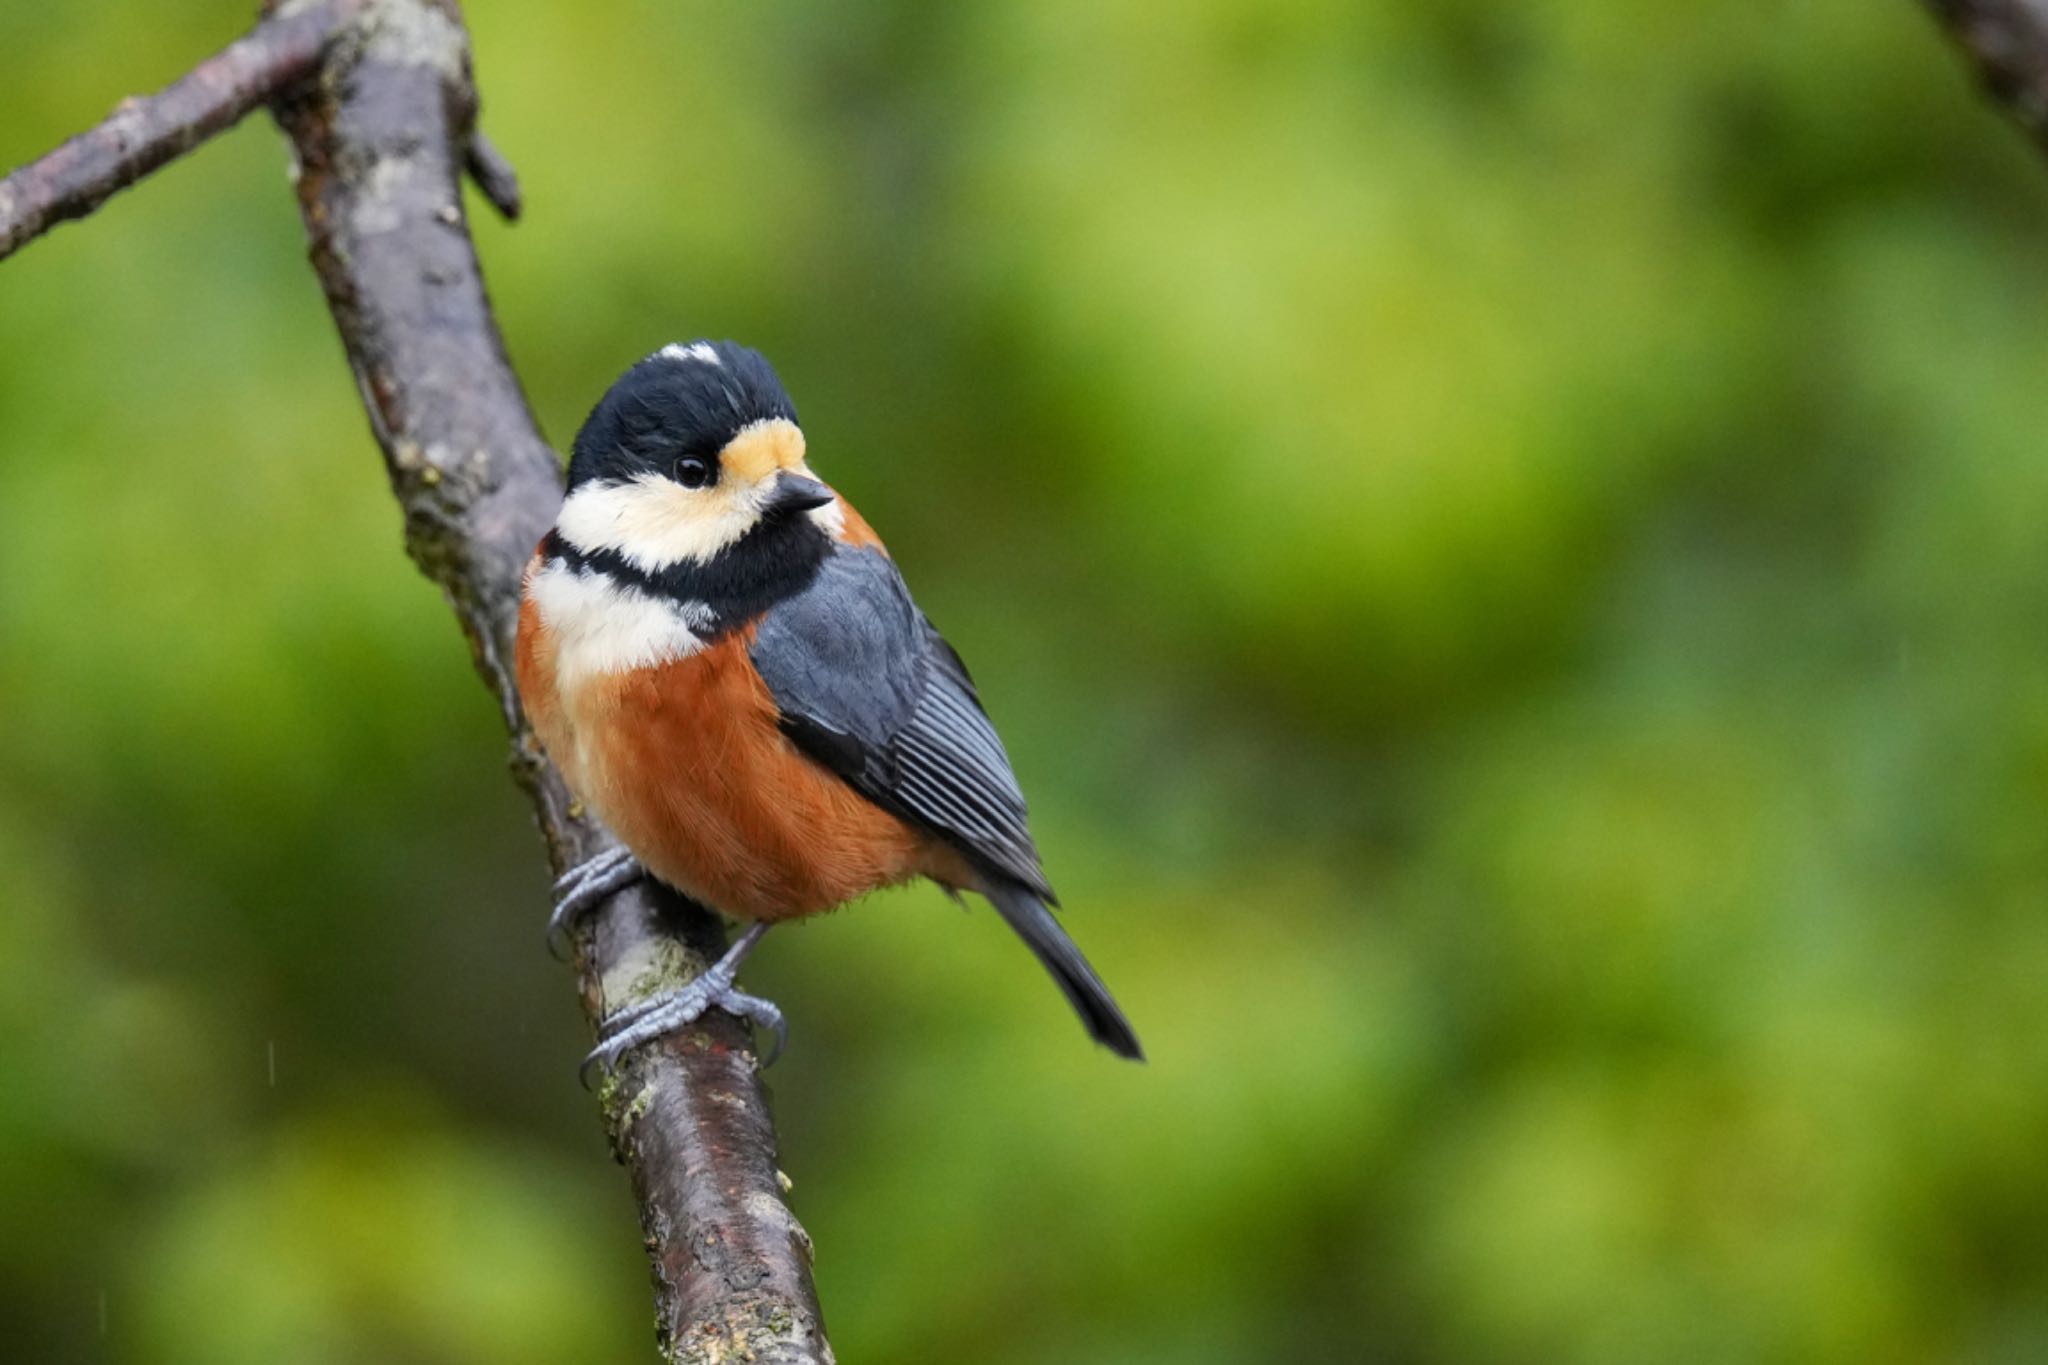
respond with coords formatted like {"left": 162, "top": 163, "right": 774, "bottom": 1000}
{"left": 515, "top": 339, "right": 1143, "bottom": 1073}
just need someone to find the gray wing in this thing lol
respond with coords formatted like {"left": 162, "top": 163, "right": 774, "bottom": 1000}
{"left": 749, "top": 546, "right": 1054, "bottom": 899}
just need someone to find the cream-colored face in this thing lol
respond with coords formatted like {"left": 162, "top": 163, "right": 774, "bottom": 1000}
{"left": 554, "top": 417, "right": 841, "bottom": 571}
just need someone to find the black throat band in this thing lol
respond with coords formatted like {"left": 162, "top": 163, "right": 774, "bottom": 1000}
{"left": 542, "top": 512, "right": 832, "bottom": 636}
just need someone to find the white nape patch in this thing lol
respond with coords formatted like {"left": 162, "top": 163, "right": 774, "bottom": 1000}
{"left": 655, "top": 341, "right": 721, "bottom": 366}
{"left": 530, "top": 558, "right": 713, "bottom": 684}
{"left": 556, "top": 474, "right": 766, "bottom": 571}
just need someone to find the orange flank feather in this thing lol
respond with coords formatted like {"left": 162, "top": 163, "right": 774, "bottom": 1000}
{"left": 516, "top": 568, "right": 970, "bottom": 921}
{"left": 831, "top": 496, "right": 887, "bottom": 552}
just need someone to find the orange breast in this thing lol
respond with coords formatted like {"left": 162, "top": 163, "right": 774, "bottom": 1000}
{"left": 516, "top": 569, "right": 959, "bottom": 920}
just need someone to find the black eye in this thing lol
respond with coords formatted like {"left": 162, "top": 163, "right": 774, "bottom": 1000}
{"left": 671, "top": 456, "right": 714, "bottom": 489}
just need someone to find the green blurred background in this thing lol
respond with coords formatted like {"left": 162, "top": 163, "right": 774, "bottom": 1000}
{"left": 6, "top": 2, "right": 2048, "bottom": 1361}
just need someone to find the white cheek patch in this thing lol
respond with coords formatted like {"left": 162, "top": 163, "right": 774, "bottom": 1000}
{"left": 555, "top": 475, "right": 763, "bottom": 572}
{"left": 530, "top": 558, "right": 714, "bottom": 684}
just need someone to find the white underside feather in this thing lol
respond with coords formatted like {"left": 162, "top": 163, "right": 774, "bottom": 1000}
{"left": 529, "top": 558, "right": 712, "bottom": 684}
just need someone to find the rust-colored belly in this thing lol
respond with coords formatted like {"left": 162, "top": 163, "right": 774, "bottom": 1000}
{"left": 517, "top": 589, "right": 948, "bottom": 920}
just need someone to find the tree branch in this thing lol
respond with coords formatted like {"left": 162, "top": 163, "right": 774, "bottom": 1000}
{"left": 1923, "top": 0, "right": 2048, "bottom": 155}
{"left": 1, "top": 1, "right": 828, "bottom": 1359}
{"left": 0, "top": 0, "right": 529, "bottom": 264}
{"left": 0, "top": 1, "right": 350, "bottom": 261}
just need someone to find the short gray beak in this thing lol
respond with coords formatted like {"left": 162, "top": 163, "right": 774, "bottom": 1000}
{"left": 764, "top": 473, "right": 834, "bottom": 516}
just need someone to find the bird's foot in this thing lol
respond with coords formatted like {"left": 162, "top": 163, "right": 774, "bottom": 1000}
{"left": 547, "top": 845, "right": 645, "bottom": 958}
{"left": 579, "top": 923, "right": 783, "bottom": 1083}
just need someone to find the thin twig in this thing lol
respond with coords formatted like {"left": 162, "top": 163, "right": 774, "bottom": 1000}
{"left": 1, "top": 0, "right": 830, "bottom": 1358}
{"left": 0, "top": 0, "right": 356, "bottom": 262}
{"left": 1923, "top": 0, "right": 2048, "bottom": 154}
{"left": 464, "top": 128, "right": 523, "bottom": 221}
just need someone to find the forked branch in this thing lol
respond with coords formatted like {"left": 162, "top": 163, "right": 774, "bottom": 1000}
{"left": 0, "top": 2, "right": 826, "bottom": 1360}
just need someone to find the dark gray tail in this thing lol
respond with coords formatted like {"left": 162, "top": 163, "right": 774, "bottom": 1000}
{"left": 984, "top": 881, "right": 1144, "bottom": 1060}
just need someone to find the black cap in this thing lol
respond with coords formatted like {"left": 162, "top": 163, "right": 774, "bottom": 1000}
{"left": 567, "top": 340, "right": 798, "bottom": 489}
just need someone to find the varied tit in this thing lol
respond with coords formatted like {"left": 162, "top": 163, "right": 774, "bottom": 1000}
{"left": 515, "top": 340, "right": 1143, "bottom": 1072}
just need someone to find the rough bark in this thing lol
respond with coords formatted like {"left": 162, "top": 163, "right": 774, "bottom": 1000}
{"left": 1923, "top": 0, "right": 2048, "bottom": 154}
{"left": 0, "top": 1, "right": 355, "bottom": 260}
{"left": 0, "top": 3, "right": 827, "bottom": 1360}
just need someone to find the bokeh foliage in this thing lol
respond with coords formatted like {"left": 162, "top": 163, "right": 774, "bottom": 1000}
{"left": 5, "top": 2, "right": 2048, "bottom": 1361}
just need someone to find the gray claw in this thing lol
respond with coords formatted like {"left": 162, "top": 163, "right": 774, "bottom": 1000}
{"left": 578, "top": 983, "right": 785, "bottom": 1085}
{"left": 578, "top": 923, "right": 782, "bottom": 1081}
{"left": 546, "top": 846, "right": 645, "bottom": 958}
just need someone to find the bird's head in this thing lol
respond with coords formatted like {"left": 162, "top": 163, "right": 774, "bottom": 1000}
{"left": 556, "top": 340, "right": 841, "bottom": 574}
